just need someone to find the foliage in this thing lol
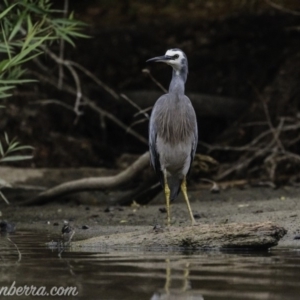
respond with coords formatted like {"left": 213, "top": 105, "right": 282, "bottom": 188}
{"left": 0, "top": 0, "right": 88, "bottom": 203}
{"left": 0, "top": 0, "right": 87, "bottom": 99}
{"left": 0, "top": 133, "right": 33, "bottom": 163}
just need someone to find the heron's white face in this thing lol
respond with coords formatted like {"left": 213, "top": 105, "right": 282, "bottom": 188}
{"left": 164, "top": 49, "right": 185, "bottom": 70}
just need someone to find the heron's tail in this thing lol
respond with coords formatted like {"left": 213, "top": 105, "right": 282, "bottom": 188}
{"left": 168, "top": 176, "right": 182, "bottom": 202}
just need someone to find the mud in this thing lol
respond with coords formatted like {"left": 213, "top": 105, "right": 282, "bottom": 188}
{"left": 1, "top": 185, "right": 300, "bottom": 249}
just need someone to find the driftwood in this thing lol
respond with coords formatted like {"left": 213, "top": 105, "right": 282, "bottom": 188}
{"left": 21, "top": 152, "right": 150, "bottom": 205}
{"left": 72, "top": 222, "right": 286, "bottom": 251}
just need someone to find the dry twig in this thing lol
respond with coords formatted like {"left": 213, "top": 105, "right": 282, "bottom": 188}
{"left": 142, "top": 68, "right": 167, "bottom": 93}
{"left": 264, "top": 0, "right": 300, "bottom": 16}
{"left": 33, "top": 46, "right": 151, "bottom": 144}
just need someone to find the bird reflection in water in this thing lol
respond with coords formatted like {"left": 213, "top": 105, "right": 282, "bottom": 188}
{"left": 151, "top": 258, "right": 204, "bottom": 300}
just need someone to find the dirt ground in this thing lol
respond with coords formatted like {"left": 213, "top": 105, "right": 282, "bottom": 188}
{"left": 1, "top": 185, "right": 300, "bottom": 249}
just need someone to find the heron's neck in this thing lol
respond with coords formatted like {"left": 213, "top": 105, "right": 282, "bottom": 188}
{"left": 169, "top": 68, "right": 187, "bottom": 95}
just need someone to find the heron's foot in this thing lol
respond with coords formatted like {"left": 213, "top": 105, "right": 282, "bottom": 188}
{"left": 165, "top": 216, "right": 172, "bottom": 227}
{"left": 167, "top": 218, "right": 171, "bottom": 227}
{"left": 191, "top": 219, "right": 197, "bottom": 226}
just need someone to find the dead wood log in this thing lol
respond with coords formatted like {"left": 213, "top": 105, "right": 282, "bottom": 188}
{"left": 21, "top": 152, "right": 150, "bottom": 206}
{"left": 71, "top": 221, "right": 286, "bottom": 251}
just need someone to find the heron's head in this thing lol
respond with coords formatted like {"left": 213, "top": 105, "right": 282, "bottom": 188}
{"left": 146, "top": 48, "right": 188, "bottom": 74}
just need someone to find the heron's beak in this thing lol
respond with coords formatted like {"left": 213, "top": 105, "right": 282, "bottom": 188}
{"left": 146, "top": 55, "right": 172, "bottom": 63}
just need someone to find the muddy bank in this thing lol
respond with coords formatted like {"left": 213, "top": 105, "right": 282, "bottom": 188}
{"left": 1, "top": 185, "right": 300, "bottom": 249}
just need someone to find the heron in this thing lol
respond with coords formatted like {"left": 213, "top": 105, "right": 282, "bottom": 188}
{"left": 147, "top": 48, "right": 198, "bottom": 226}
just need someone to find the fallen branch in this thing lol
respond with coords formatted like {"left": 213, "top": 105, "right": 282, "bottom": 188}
{"left": 21, "top": 152, "right": 150, "bottom": 205}
{"left": 71, "top": 221, "right": 286, "bottom": 250}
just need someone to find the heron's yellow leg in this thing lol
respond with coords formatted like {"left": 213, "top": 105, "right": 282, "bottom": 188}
{"left": 181, "top": 177, "right": 196, "bottom": 225}
{"left": 163, "top": 171, "right": 171, "bottom": 226}
{"left": 182, "top": 263, "right": 191, "bottom": 292}
{"left": 164, "top": 258, "right": 171, "bottom": 294}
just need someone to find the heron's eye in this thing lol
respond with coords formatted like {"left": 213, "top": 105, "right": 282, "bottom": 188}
{"left": 173, "top": 54, "right": 179, "bottom": 59}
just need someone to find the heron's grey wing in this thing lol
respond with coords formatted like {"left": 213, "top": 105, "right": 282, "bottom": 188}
{"left": 191, "top": 114, "right": 198, "bottom": 160}
{"left": 149, "top": 117, "right": 159, "bottom": 172}
{"left": 184, "top": 95, "right": 198, "bottom": 175}
{"left": 149, "top": 95, "right": 168, "bottom": 185}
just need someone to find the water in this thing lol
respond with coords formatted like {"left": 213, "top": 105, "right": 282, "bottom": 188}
{"left": 0, "top": 232, "right": 300, "bottom": 300}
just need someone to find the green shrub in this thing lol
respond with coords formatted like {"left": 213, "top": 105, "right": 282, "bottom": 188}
{"left": 0, "top": 0, "right": 87, "bottom": 203}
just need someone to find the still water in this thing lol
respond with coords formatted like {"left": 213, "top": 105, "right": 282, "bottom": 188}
{"left": 0, "top": 231, "right": 300, "bottom": 300}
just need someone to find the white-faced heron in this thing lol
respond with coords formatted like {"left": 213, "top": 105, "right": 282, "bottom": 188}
{"left": 147, "top": 48, "right": 198, "bottom": 226}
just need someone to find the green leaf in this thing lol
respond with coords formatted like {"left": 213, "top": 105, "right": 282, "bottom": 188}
{"left": 0, "top": 87, "right": 15, "bottom": 98}
{"left": 1, "top": 23, "right": 11, "bottom": 60}
{"left": 67, "top": 31, "right": 90, "bottom": 39}
{"left": 52, "top": 18, "right": 86, "bottom": 26}
{"left": 7, "top": 141, "right": 20, "bottom": 152}
{"left": 27, "top": 14, "right": 33, "bottom": 33}
{"left": 0, "top": 155, "right": 33, "bottom": 162}
{"left": 0, "top": 86, "right": 15, "bottom": 92}
{"left": 20, "top": 34, "right": 50, "bottom": 56}
{"left": 0, "top": 92, "right": 13, "bottom": 98}
{"left": 21, "top": 23, "right": 39, "bottom": 51}
{"left": 0, "top": 3, "right": 17, "bottom": 20}
{"left": 54, "top": 28, "right": 75, "bottom": 46}
{"left": 7, "top": 145, "right": 34, "bottom": 153}
{"left": 0, "top": 141, "right": 3, "bottom": 156}
{"left": 20, "top": 3, "right": 49, "bottom": 15}
{"left": 8, "top": 10, "right": 26, "bottom": 41}
{"left": 0, "top": 59, "right": 10, "bottom": 71}
{"left": 4, "top": 132, "right": 9, "bottom": 144}
{"left": 0, "top": 0, "right": 88, "bottom": 104}
{"left": 0, "top": 59, "right": 12, "bottom": 72}
{"left": 0, "top": 79, "right": 35, "bottom": 84}
{"left": 10, "top": 51, "right": 43, "bottom": 66}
